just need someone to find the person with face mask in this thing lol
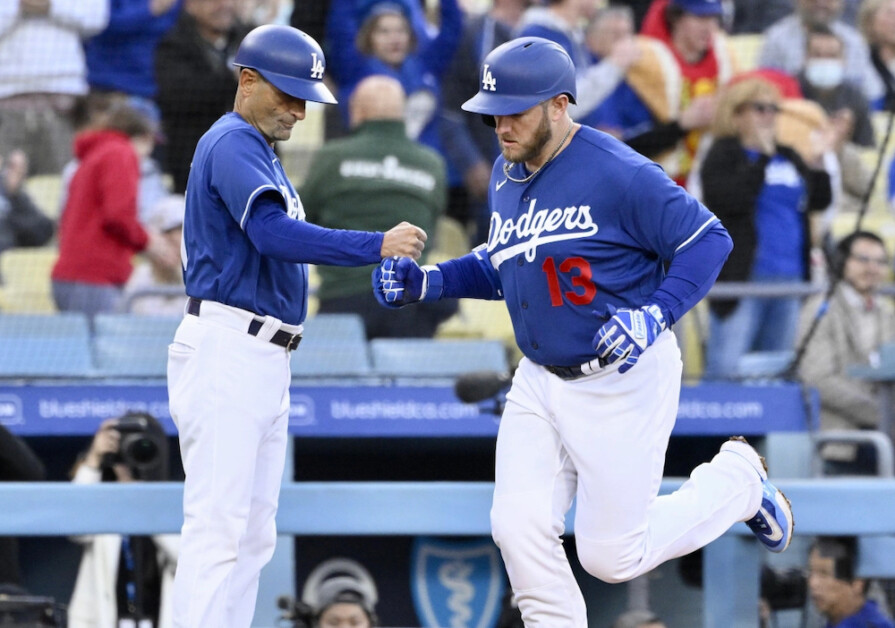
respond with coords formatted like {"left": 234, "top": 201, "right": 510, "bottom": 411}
{"left": 799, "top": 24, "right": 876, "bottom": 148}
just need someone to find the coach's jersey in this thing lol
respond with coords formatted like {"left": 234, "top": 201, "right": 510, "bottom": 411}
{"left": 182, "top": 113, "right": 309, "bottom": 325}
{"left": 486, "top": 125, "right": 718, "bottom": 366}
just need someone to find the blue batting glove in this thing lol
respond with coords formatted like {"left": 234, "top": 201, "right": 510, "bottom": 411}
{"left": 372, "top": 256, "right": 445, "bottom": 308}
{"left": 592, "top": 304, "right": 667, "bottom": 373}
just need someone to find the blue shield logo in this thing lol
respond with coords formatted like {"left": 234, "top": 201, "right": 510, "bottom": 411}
{"left": 411, "top": 536, "right": 506, "bottom": 628}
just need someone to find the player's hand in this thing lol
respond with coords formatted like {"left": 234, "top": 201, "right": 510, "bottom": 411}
{"left": 592, "top": 304, "right": 666, "bottom": 373}
{"left": 372, "top": 256, "right": 444, "bottom": 308}
{"left": 381, "top": 221, "right": 426, "bottom": 261}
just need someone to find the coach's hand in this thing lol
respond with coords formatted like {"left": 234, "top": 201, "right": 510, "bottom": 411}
{"left": 593, "top": 304, "right": 666, "bottom": 374}
{"left": 372, "top": 256, "right": 443, "bottom": 308}
{"left": 381, "top": 221, "right": 427, "bottom": 260}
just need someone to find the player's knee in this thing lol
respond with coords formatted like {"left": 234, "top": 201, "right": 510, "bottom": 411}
{"left": 490, "top": 494, "right": 559, "bottom": 554}
{"left": 576, "top": 533, "right": 645, "bottom": 584}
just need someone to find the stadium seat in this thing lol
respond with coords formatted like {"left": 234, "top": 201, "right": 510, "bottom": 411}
{"left": 736, "top": 350, "right": 795, "bottom": 378}
{"left": 301, "top": 312, "right": 367, "bottom": 344}
{"left": 24, "top": 174, "right": 64, "bottom": 219}
{"left": 0, "top": 246, "right": 57, "bottom": 313}
{"left": 290, "top": 311, "right": 370, "bottom": 377}
{"left": 0, "top": 313, "right": 93, "bottom": 377}
{"left": 369, "top": 338, "right": 509, "bottom": 377}
{"left": 290, "top": 337, "right": 373, "bottom": 377}
{"left": 91, "top": 314, "right": 182, "bottom": 378}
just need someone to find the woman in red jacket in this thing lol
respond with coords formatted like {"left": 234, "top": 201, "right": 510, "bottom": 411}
{"left": 51, "top": 103, "right": 178, "bottom": 317}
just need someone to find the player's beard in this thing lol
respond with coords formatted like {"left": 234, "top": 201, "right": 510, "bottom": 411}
{"left": 500, "top": 107, "right": 552, "bottom": 164}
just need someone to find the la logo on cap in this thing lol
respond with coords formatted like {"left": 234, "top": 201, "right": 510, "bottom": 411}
{"left": 482, "top": 64, "right": 497, "bottom": 92}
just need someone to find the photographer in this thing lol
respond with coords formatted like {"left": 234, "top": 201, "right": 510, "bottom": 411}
{"left": 68, "top": 413, "right": 178, "bottom": 628}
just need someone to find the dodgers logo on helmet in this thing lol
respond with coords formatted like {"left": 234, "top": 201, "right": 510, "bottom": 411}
{"left": 462, "top": 36, "right": 577, "bottom": 120}
{"left": 411, "top": 537, "right": 505, "bottom": 628}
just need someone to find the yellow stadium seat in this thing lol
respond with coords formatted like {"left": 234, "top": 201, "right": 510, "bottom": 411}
{"left": 430, "top": 216, "right": 471, "bottom": 263}
{"left": 727, "top": 34, "right": 764, "bottom": 73}
{"left": 24, "top": 174, "right": 64, "bottom": 219}
{"left": 436, "top": 298, "right": 521, "bottom": 366}
{"left": 0, "top": 246, "right": 58, "bottom": 313}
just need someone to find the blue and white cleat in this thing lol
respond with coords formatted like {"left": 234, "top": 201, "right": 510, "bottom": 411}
{"left": 721, "top": 436, "right": 794, "bottom": 553}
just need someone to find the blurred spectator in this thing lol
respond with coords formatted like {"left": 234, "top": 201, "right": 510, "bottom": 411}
{"left": 0, "top": 423, "right": 46, "bottom": 589}
{"left": 798, "top": 25, "right": 876, "bottom": 148}
{"left": 439, "top": 0, "right": 530, "bottom": 243}
{"left": 68, "top": 413, "right": 178, "bottom": 628}
{"left": 300, "top": 558, "right": 379, "bottom": 628}
{"left": 731, "top": 0, "right": 795, "bottom": 34}
{"left": 797, "top": 231, "right": 895, "bottom": 475}
{"left": 700, "top": 77, "right": 832, "bottom": 379}
{"left": 612, "top": 609, "right": 668, "bottom": 628}
{"left": 0, "top": 0, "right": 109, "bottom": 175}
{"left": 599, "top": 0, "right": 732, "bottom": 186}
{"left": 123, "top": 194, "right": 186, "bottom": 315}
{"left": 576, "top": 6, "right": 642, "bottom": 132}
{"left": 759, "top": 0, "right": 885, "bottom": 104}
{"left": 0, "top": 149, "right": 55, "bottom": 280}
{"left": 808, "top": 536, "right": 895, "bottom": 627}
{"left": 155, "top": 0, "right": 250, "bottom": 193}
{"left": 859, "top": 0, "right": 895, "bottom": 111}
{"left": 515, "top": 0, "right": 601, "bottom": 71}
{"left": 236, "top": 0, "right": 279, "bottom": 26}
{"left": 324, "top": 0, "right": 462, "bottom": 154}
{"left": 890, "top": 153, "right": 895, "bottom": 208}
{"left": 83, "top": 0, "right": 183, "bottom": 117}
{"left": 51, "top": 102, "right": 179, "bottom": 319}
{"left": 290, "top": 0, "right": 329, "bottom": 45}
{"left": 301, "top": 76, "right": 456, "bottom": 338}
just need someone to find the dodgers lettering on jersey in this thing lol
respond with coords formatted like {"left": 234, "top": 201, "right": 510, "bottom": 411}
{"left": 485, "top": 126, "right": 718, "bottom": 366}
{"left": 182, "top": 112, "right": 309, "bottom": 324}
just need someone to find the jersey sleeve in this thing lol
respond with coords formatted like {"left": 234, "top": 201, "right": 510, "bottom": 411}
{"left": 622, "top": 163, "right": 719, "bottom": 260}
{"left": 438, "top": 245, "right": 504, "bottom": 300}
{"left": 208, "top": 130, "right": 283, "bottom": 230}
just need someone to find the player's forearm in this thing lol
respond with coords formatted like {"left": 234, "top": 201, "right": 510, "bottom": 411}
{"left": 437, "top": 250, "right": 503, "bottom": 300}
{"left": 649, "top": 223, "right": 732, "bottom": 326}
{"left": 245, "top": 196, "right": 382, "bottom": 266}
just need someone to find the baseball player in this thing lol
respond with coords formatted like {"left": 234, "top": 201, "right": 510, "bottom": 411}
{"left": 166, "top": 25, "right": 426, "bottom": 628}
{"left": 373, "top": 37, "right": 795, "bottom": 625}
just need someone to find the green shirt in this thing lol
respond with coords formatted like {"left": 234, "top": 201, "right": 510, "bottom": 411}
{"left": 301, "top": 120, "right": 447, "bottom": 300}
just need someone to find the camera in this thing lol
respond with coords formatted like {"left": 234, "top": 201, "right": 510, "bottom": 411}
{"left": 101, "top": 413, "right": 166, "bottom": 478}
{"left": 761, "top": 565, "right": 808, "bottom": 611}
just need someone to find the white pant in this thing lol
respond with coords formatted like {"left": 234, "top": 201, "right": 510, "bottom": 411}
{"left": 167, "top": 302, "right": 296, "bottom": 628}
{"left": 491, "top": 333, "right": 763, "bottom": 626}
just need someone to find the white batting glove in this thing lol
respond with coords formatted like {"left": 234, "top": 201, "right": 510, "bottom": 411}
{"left": 593, "top": 304, "right": 666, "bottom": 373}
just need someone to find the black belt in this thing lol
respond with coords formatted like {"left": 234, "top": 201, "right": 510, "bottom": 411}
{"left": 543, "top": 364, "right": 587, "bottom": 381}
{"left": 187, "top": 298, "right": 302, "bottom": 351}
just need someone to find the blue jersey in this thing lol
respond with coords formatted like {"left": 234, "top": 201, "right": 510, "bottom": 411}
{"left": 183, "top": 113, "right": 309, "bottom": 324}
{"left": 482, "top": 126, "right": 718, "bottom": 366}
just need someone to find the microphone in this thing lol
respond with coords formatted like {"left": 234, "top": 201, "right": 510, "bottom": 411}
{"left": 455, "top": 370, "right": 512, "bottom": 403}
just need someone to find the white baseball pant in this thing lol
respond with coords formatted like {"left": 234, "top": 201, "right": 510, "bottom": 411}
{"left": 167, "top": 301, "right": 296, "bottom": 628}
{"left": 491, "top": 332, "right": 763, "bottom": 625}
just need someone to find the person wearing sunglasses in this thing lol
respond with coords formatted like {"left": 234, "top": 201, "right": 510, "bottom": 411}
{"left": 699, "top": 76, "right": 833, "bottom": 380}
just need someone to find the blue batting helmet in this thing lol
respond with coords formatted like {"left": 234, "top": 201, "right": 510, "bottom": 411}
{"left": 233, "top": 25, "right": 337, "bottom": 105}
{"left": 461, "top": 37, "right": 577, "bottom": 123}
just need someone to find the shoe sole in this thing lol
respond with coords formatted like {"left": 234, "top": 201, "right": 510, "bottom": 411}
{"left": 725, "top": 436, "right": 795, "bottom": 552}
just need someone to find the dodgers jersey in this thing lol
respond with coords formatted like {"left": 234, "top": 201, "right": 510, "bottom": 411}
{"left": 484, "top": 125, "right": 718, "bottom": 366}
{"left": 182, "top": 113, "right": 309, "bottom": 324}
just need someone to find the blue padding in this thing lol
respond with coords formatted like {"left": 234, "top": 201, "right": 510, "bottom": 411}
{"left": 3, "top": 479, "right": 895, "bottom": 537}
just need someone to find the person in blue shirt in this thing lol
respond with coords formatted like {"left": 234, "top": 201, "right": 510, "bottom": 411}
{"left": 808, "top": 536, "right": 895, "bottom": 628}
{"left": 84, "top": 0, "right": 183, "bottom": 113}
{"left": 324, "top": 0, "right": 462, "bottom": 156}
{"left": 699, "top": 76, "right": 832, "bottom": 380}
{"left": 166, "top": 25, "right": 426, "bottom": 628}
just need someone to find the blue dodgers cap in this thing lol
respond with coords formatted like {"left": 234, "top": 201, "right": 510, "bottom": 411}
{"left": 670, "top": 0, "right": 723, "bottom": 16}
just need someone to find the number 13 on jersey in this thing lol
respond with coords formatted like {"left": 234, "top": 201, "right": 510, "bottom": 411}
{"left": 542, "top": 256, "right": 597, "bottom": 306}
